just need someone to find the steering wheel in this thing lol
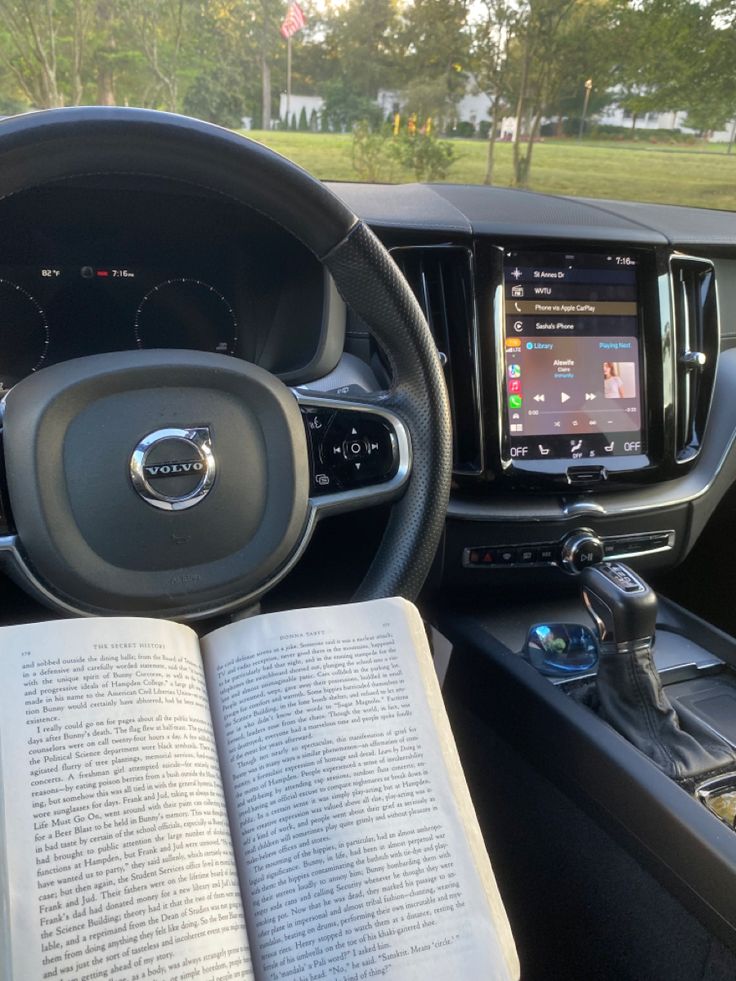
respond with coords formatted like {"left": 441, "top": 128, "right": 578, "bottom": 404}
{"left": 0, "top": 108, "right": 452, "bottom": 620}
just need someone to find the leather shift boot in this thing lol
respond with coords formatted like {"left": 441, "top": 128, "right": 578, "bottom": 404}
{"left": 596, "top": 641, "right": 736, "bottom": 784}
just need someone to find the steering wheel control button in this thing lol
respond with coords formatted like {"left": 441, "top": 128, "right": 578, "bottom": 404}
{"left": 343, "top": 435, "right": 370, "bottom": 460}
{"left": 130, "top": 427, "right": 215, "bottom": 511}
{"left": 304, "top": 409, "right": 334, "bottom": 434}
{"left": 561, "top": 531, "right": 605, "bottom": 574}
{"left": 302, "top": 407, "right": 399, "bottom": 494}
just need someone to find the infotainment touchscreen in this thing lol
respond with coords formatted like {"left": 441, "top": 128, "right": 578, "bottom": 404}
{"left": 502, "top": 250, "right": 645, "bottom": 463}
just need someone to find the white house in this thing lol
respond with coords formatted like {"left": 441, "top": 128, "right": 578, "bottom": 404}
{"left": 278, "top": 93, "right": 324, "bottom": 128}
{"left": 377, "top": 75, "right": 498, "bottom": 128}
{"left": 597, "top": 91, "right": 735, "bottom": 142}
{"left": 286, "top": 83, "right": 735, "bottom": 143}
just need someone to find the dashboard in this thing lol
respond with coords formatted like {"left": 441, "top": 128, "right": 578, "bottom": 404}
{"left": 0, "top": 180, "right": 335, "bottom": 392}
{"left": 321, "top": 181, "right": 736, "bottom": 589}
{"left": 1, "top": 172, "right": 736, "bottom": 602}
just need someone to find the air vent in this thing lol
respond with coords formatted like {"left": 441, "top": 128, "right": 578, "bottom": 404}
{"left": 391, "top": 245, "right": 482, "bottom": 473}
{"left": 670, "top": 255, "right": 719, "bottom": 464}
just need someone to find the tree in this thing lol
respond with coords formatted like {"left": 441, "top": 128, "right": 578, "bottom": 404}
{"left": 508, "top": 0, "right": 577, "bottom": 187}
{"left": 320, "top": 77, "right": 382, "bottom": 132}
{"left": 0, "top": 0, "right": 72, "bottom": 107}
{"left": 175, "top": 0, "right": 283, "bottom": 128}
{"left": 399, "top": 0, "right": 470, "bottom": 94}
{"left": 678, "top": 0, "right": 736, "bottom": 143}
{"left": 93, "top": 1, "right": 120, "bottom": 106}
{"left": 501, "top": 0, "right": 618, "bottom": 186}
{"left": 182, "top": 63, "right": 246, "bottom": 126}
{"left": 251, "top": 0, "right": 284, "bottom": 130}
{"left": 612, "top": 0, "right": 711, "bottom": 131}
{"left": 118, "top": 0, "right": 196, "bottom": 112}
{"left": 472, "top": 0, "right": 518, "bottom": 184}
{"left": 400, "top": 73, "right": 456, "bottom": 125}
{"left": 398, "top": 0, "right": 470, "bottom": 131}
{"left": 315, "top": 0, "right": 402, "bottom": 117}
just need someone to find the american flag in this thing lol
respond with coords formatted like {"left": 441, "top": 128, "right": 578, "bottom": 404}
{"left": 280, "top": 2, "right": 306, "bottom": 39}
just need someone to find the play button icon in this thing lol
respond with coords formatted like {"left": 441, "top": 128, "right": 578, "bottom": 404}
{"left": 561, "top": 392, "right": 571, "bottom": 403}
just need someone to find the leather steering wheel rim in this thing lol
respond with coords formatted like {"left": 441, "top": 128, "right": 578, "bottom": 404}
{"left": 0, "top": 107, "right": 452, "bottom": 607}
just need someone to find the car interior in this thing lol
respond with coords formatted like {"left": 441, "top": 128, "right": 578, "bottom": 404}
{"left": 3, "top": 107, "right": 736, "bottom": 980}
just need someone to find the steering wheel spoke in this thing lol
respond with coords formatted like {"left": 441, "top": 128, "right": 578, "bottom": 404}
{"left": 296, "top": 391, "right": 411, "bottom": 517}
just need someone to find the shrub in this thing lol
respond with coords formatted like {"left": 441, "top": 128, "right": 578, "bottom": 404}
{"left": 453, "top": 120, "right": 476, "bottom": 139}
{"left": 388, "top": 131, "right": 455, "bottom": 181}
{"left": 351, "top": 124, "right": 456, "bottom": 183}
{"left": 351, "top": 121, "right": 399, "bottom": 182}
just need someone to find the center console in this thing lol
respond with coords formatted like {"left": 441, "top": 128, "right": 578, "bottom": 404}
{"left": 432, "top": 238, "right": 726, "bottom": 588}
{"left": 437, "top": 582, "right": 736, "bottom": 953}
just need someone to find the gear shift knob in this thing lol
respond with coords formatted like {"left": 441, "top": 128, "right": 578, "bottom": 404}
{"left": 580, "top": 561, "right": 657, "bottom": 648}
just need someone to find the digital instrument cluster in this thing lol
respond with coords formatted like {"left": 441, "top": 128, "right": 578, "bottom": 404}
{"left": 501, "top": 250, "right": 645, "bottom": 465}
{"left": 0, "top": 263, "right": 240, "bottom": 392}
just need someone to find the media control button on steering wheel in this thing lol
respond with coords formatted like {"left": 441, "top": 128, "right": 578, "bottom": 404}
{"left": 298, "top": 394, "right": 411, "bottom": 514}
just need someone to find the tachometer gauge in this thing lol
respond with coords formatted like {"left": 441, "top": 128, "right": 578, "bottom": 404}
{"left": 0, "top": 279, "right": 49, "bottom": 391}
{"left": 133, "top": 278, "right": 238, "bottom": 355}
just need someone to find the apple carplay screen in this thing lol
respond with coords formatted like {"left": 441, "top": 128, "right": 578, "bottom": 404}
{"left": 502, "top": 250, "right": 645, "bottom": 464}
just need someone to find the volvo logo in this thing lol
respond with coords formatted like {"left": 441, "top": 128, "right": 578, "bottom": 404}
{"left": 130, "top": 427, "right": 215, "bottom": 511}
{"left": 144, "top": 460, "right": 205, "bottom": 478}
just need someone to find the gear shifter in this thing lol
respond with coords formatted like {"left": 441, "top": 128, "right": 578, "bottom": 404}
{"left": 581, "top": 561, "right": 657, "bottom": 651}
{"left": 580, "top": 561, "right": 735, "bottom": 783}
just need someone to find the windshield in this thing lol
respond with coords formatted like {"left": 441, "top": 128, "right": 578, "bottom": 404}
{"left": 0, "top": 0, "right": 733, "bottom": 210}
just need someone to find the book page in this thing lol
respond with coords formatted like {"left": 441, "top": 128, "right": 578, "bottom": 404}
{"left": 203, "top": 597, "right": 518, "bottom": 981}
{"left": 0, "top": 617, "right": 253, "bottom": 981}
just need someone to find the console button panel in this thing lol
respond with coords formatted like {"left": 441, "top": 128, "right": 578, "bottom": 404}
{"left": 463, "top": 530, "right": 675, "bottom": 571}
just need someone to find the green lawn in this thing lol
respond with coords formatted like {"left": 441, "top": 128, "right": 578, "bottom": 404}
{"left": 240, "top": 130, "right": 736, "bottom": 211}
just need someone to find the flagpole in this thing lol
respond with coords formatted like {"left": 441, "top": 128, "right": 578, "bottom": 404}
{"left": 286, "top": 34, "right": 292, "bottom": 127}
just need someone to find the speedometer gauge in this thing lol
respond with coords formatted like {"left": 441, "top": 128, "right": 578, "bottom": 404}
{"left": 0, "top": 280, "right": 49, "bottom": 390}
{"left": 133, "top": 278, "right": 238, "bottom": 355}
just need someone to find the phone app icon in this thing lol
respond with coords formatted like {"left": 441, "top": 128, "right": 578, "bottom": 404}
{"left": 509, "top": 394, "right": 523, "bottom": 410}
{"left": 508, "top": 364, "right": 521, "bottom": 378}
{"left": 508, "top": 379, "right": 521, "bottom": 394}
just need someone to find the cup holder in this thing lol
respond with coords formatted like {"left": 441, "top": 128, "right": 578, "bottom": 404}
{"left": 696, "top": 773, "right": 736, "bottom": 829}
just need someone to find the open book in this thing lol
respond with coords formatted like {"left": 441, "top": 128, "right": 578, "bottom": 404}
{"left": 0, "top": 597, "right": 518, "bottom": 981}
